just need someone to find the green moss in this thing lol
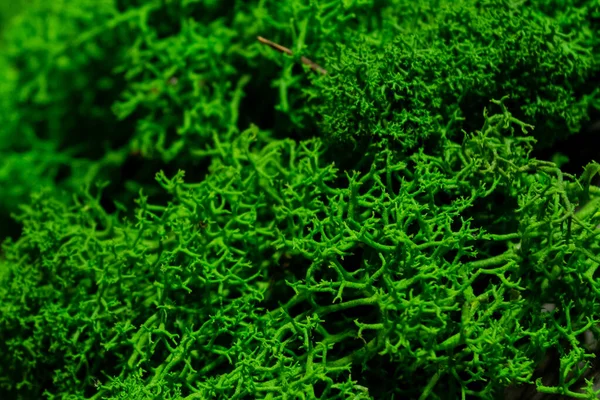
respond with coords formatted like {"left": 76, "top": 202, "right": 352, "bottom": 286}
{"left": 306, "top": 0, "right": 599, "bottom": 150}
{"left": 1, "top": 0, "right": 600, "bottom": 399}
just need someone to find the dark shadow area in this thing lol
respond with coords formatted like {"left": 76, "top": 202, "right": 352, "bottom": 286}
{"left": 464, "top": 191, "right": 520, "bottom": 236}
{"left": 0, "top": 211, "right": 21, "bottom": 241}
{"left": 236, "top": 55, "right": 321, "bottom": 143}
{"left": 261, "top": 253, "right": 312, "bottom": 313}
{"left": 532, "top": 116, "right": 600, "bottom": 176}
{"left": 354, "top": 355, "right": 416, "bottom": 399}
{"left": 98, "top": 149, "right": 211, "bottom": 215}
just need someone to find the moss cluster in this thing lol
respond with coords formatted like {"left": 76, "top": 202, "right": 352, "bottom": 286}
{"left": 1, "top": 0, "right": 600, "bottom": 399}
{"left": 308, "top": 0, "right": 598, "bottom": 150}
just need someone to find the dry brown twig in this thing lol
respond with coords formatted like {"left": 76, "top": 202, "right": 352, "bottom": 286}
{"left": 257, "top": 36, "right": 327, "bottom": 75}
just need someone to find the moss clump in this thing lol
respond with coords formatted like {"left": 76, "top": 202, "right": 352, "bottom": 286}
{"left": 1, "top": 0, "right": 600, "bottom": 399}
{"left": 306, "top": 0, "right": 599, "bottom": 150}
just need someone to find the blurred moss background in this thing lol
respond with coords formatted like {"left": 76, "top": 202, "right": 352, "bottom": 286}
{"left": 0, "top": 1, "right": 24, "bottom": 38}
{"left": 0, "top": 0, "right": 25, "bottom": 237}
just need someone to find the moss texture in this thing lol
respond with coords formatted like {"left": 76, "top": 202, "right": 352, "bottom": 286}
{"left": 1, "top": 0, "right": 600, "bottom": 399}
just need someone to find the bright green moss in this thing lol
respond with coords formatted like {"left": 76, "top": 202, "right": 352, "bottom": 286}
{"left": 306, "top": 0, "right": 599, "bottom": 150}
{"left": 3, "top": 105, "right": 600, "bottom": 399}
{"left": 0, "top": 0, "right": 387, "bottom": 236}
{"left": 1, "top": 0, "right": 600, "bottom": 399}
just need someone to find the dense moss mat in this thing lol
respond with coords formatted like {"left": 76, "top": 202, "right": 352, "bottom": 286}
{"left": 1, "top": 0, "right": 600, "bottom": 399}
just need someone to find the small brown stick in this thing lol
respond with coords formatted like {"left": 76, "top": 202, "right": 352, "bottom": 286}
{"left": 257, "top": 36, "right": 327, "bottom": 75}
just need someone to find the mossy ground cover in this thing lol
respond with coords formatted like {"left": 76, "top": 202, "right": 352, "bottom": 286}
{"left": 0, "top": 1, "right": 600, "bottom": 399}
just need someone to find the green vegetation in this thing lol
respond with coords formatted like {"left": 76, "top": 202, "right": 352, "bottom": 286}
{"left": 308, "top": 0, "right": 598, "bottom": 149}
{"left": 0, "top": 0, "right": 599, "bottom": 399}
